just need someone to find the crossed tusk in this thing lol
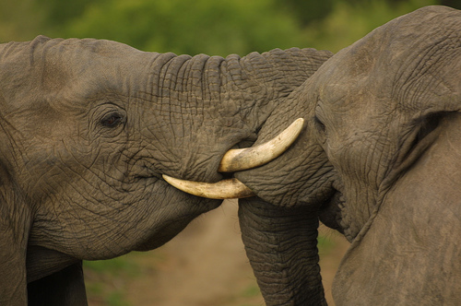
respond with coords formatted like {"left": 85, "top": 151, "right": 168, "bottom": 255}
{"left": 162, "top": 118, "right": 304, "bottom": 199}
{"left": 218, "top": 118, "right": 304, "bottom": 172}
{"left": 162, "top": 175, "right": 255, "bottom": 199}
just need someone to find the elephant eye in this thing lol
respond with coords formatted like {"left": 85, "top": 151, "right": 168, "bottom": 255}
{"left": 100, "top": 112, "right": 125, "bottom": 128}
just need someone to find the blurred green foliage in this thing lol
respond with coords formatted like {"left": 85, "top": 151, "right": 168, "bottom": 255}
{"left": 304, "top": 0, "right": 438, "bottom": 52}
{"left": 83, "top": 252, "right": 150, "bottom": 305}
{"left": 1, "top": 0, "right": 458, "bottom": 55}
{"left": 83, "top": 255, "right": 141, "bottom": 277}
{"left": 58, "top": 0, "right": 305, "bottom": 56}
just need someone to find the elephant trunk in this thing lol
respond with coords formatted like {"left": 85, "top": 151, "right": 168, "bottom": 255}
{"left": 162, "top": 118, "right": 304, "bottom": 199}
{"left": 239, "top": 197, "right": 326, "bottom": 306}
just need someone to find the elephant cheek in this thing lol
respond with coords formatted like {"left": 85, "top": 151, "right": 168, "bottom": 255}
{"left": 238, "top": 197, "right": 327, "bottom": 306}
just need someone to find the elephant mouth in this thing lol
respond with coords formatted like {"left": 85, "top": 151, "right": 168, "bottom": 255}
{"left": 318, "top": 190, "right": 345, "bottom": 234}
{"left": 162, "top": 118, "right": 304, "bottom": 199}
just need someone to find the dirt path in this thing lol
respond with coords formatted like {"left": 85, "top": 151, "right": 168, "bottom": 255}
{"left": 126, "top": 199, "right": 263, "bottom": 306}
{"left": 318, "top": 225, "right": 350, "bottom": 305}
{"left": 86, "top": 199, "right": 349, "bottom": 305}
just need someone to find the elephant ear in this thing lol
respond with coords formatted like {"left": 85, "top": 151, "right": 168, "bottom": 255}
{"left": 0, "top": 117, "right": 32, "bottom": 303}
{"left": 0, "top": 39, "right": 36, "bottom": 304}
{"left": 0, "top": 166, "right": 31, "bottom": 303}
{"left": 333, "top": 114, "right": 461, "bottom": 305}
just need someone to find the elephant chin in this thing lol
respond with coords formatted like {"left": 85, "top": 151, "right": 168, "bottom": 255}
{"left": 162, "top": 118, "right": 304, "bottom": 199}
{"left": 318, "top": 191, "right": 345, "bottom": 235}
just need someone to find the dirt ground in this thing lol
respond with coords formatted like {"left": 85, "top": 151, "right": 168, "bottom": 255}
{"left": 85, "top": 199, "right": 349, "bottom": 306}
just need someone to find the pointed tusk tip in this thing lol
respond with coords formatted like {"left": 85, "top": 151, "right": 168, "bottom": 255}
{"left": 163, "top": 174, "right": 255, "bottom": 199}
{"left": 218, "top": 117, "right": 305, "bottom": 173}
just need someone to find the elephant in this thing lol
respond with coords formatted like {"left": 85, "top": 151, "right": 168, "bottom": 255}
{"left": 169, "top": 5, "right": 461, "bottom": 306}
{"left": 0, "top": 35, "right": 332, "bottom": 305}
{"left": 310, "top": 5, "right": 461, "bottom": 305}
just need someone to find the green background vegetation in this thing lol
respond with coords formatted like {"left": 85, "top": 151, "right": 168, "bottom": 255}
{"left": 1, "top": 0, "right": 456, "bottom": 54}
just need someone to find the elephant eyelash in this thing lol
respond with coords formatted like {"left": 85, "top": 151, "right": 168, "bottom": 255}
{"left": 100, "top": 112, "right": 125, "bottom": 128}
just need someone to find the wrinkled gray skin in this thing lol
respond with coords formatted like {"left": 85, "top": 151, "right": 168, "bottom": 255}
{"left": 237, "top": 5, "right": 461, "bottom": 306}
{"left": 235, "top": 45, "right": 339, "bottom": 306}
{"left": 235, "top": 79, "right": 339, "bottom": 305}
{"left": 311, "top": 5, "right": 461, "bottom": 305}
{"left": 0, "top": 35, "right": 331, "bottom": 305}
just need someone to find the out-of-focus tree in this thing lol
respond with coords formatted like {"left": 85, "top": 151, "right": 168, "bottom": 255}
{"left": 439, "top": 0, "right": 461, "bottom": 8}
{"left": 0, "top": 0, "right": 45, "bottom": 43}
{"left": 273, "top": 0, "right": 441, "bottom": 28}
{"left": 48, "top": 0, "right": 308, "bottom": 56}
{"left": 39, "top": 0, "right": 105, "bottom": 26}
{"left": 1, "top": 0, "right": 458, "bottom": 56}
{"left": 274, "top": 0, "right": 335, "bottom": 26}
{"left": 302, "top": 0, "right": 438, "bottom": 52}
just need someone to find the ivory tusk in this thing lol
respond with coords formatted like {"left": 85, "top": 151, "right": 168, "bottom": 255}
{"left": 162, "top": 175, "right": 255, "bottom": 199}
{"left": 218, "top": 118, "right": 304, "bottom": 173}
{"left": 163, "top": 175, "right": 255, "bottom": 200}
{"left": 162, "top": 118, "right": 303, "bottom": 199}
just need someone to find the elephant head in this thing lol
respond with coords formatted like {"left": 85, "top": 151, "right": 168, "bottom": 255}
{"left": 311, "top": 5, "right": 461, "bottom": 305}
{"left": 0, "top": 36, "right": 332, "bottom": 305}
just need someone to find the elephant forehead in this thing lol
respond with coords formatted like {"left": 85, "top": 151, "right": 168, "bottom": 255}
{"left": 1, "top": 37, "right": 149, "bottom": 90}
{"left": 0, "top": 37, "right": 160, "bottom": 118}
{"left": 318, "top": 6, "right": 461, "bottom": 122}
{"left": 351, "top": 7, "right": 461, "bottom": 97}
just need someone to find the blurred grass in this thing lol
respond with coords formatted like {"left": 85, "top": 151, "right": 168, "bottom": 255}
{"left": 240, "top": 285, "right": 261, "bottom": 298}
{"left": 83, "top": 251, "right": 161, "bottom": 306}
{"left": 84, "top": 256, "right": 141, "bottom": 276}
{"left": 318, "top": 233, "right": 337, "bottom": 256}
